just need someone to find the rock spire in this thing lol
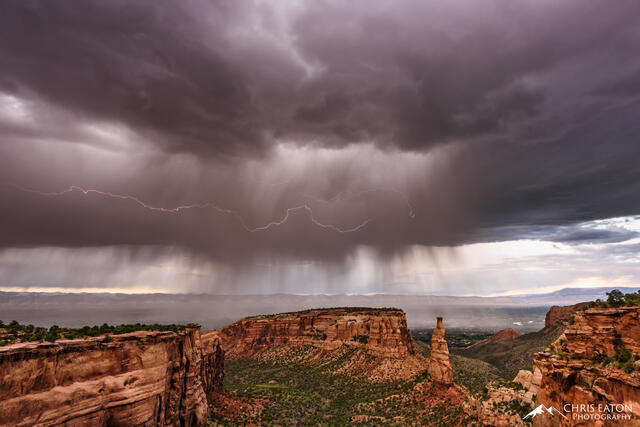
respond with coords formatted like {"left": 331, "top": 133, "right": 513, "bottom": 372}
{"left": 427, "top": 316, "right": 454, "bottom": 384}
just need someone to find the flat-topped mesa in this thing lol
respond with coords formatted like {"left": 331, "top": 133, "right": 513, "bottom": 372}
{"left": 533, "top": 307, "right": 640, "bottom": 427}
{"left": 0, "top": 325, "right": 225, "bottom": 427}
{"left": 214, "top": 307, "right": 416, "bottom": 359}
{"left": 427, "top": 317, "right": 454, "bottom": 385}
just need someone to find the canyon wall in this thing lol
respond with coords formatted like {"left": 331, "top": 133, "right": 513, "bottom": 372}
{"left": 213, "top": 308, "right": 416, "bottom": 359}
{"left": 0, "top": 325, "right": 224, "bottom": 427}
{"left": 533, "top": 307, "right": 640, "bottom": 426}
{"left": 543, "top": 302, "right": 585, "bottom": 332}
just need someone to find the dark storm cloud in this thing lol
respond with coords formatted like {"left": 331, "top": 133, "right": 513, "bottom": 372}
{"left": 2, "top": 0, "right": 638, "bottom": 154}
{"left": 1, "top": 0, "right": 640, "bottom": 266}
{"left": 0, "top": 0, "right": 265, "bottom": 155}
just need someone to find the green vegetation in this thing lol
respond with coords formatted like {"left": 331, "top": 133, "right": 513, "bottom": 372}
{"left": 214, "top": 347, "right": 477, "bottom": 426}
{"left": 507, "top": 399, "right": 533, "bottom": 420}
{"left": 353, "top": 334, "right": 369, "bottom": 344}
{"left": 413, "top": 329, "right": 493, "bottom": 349}
{"left": 455, "top": 328, "right": 563, "bottom": 379}
{"left": 582, "top": 289, "right": 640, "bottom": 310}
{"left": 0, "top": 320, "right": 186, "bottom": 346}
{"left": 451, "top": 354, "right": 503, "bottom": 395}
{"left": 588, "top": 329, "right": 640, "bottom": 372}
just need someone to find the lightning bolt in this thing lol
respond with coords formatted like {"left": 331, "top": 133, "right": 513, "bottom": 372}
{"left": 3, "top": 183, "right": 370, "bottom": 233}
{"left": 302, "top": 188, "right": 415, "bottom": 219}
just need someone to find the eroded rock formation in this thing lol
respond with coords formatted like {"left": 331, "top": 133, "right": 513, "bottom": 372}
{"left": 427, "top": 317, "right": 454, "bottom": 384}
{"left": 0, "top": 325, "right": 225, "bottom": 427}
{"left": 514, "top": 368, "right": 542, "bottom": 396}
{"left": 201, "top": 331, "right": 225, "bottom": 400}
{"left": 214, "top": 308, "right": 416, "bottom": 359}
{"left": 533, "top": 307, "right": 640, "bottom": 426}
{"left": 543, "top": 302, "right": 585, "bottom": 332}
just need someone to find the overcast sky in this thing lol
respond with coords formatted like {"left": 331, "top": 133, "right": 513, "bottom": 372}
{"left": 1, "top": 0, "right": 640, "bottom": 295}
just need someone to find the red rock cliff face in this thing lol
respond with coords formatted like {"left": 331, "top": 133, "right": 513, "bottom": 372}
{"left": 215, "top": 308, "right": 416, "bottom": 359}
{"left": 0, "top": 325, "right": 225, "bottom": 427}
{"left": 543, "top": 303, "right": 585, "bottom": 331}
{"left": 533, "top": 307, "right": 640, "bottom": 426}
{"left": 201, "top": 331, "right": 225, "bottom": 399}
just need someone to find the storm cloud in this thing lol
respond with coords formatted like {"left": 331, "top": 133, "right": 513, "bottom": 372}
{"left": 1, "top": 0, "right": 640, "bottom": 292}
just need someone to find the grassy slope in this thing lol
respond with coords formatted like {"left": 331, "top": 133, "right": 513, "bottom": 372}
{"left": 450, "top": 354, "right": 503, "bottom": 395}
{"left": 454, "top": 326, "right": 564, "bottom": 379}
{"left": 214, "top": 345, "right": 475, "bottom": 426}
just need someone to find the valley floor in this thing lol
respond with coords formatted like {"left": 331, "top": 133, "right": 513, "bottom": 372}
{"left": 209, "top": 345, "right": 476, "bottom": 426}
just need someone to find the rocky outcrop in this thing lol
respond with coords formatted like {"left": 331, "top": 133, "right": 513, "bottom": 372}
{"left": 201, "top": 332, "right": 225, "bottom": 400}
{"left": 427, "top": 317, "right": 454, "bottom": 385}
{"left": 465, "top": 369, "right": 541, "bottom": 426}
{"left": 514, "top": 368, "right": 542, "bottom": 395}
{"left": 543, "top": 302, "right": 585, "bottom": 332}
{"left": 0, "top": 325, "right": 225, "bottom": 427}
{"left": 465, "top": 328, "right": 522, "bottom": 350}
{"left": 215, "top": 308, "right": 416, "bottom": 359}
{"left": 533, "top": 307, "right": 640, "bottom": 426}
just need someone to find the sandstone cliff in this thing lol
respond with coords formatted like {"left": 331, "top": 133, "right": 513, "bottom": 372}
{"left": 533, "top": 307, "right": 640, "bottom": 426}
{"left": 543, "top": 302, "right": 585, "bottom": 332}
{"left": 214, "top": 307, "right": 416, "bottom": 359}
{"left": 0, "top": 325, "right": 224, "bottom": 427}
{"left": 427, "top": 317, "right": 454, "bottom": 384}
{"left": 201, "top": 331, "right": 225, "bottom": 400}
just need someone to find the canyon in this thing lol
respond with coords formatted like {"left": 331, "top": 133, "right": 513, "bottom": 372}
{"left": 0, "top": 324, "right": 224, "bottom": 427}
{"left": 213, "top": 308, "right": 477, "bottom": 425}
{"left": 532, "top": 306, "right": 640, "bottom": 426}
{"left": 4, "top": 303, "right": 640, "bottom": 425}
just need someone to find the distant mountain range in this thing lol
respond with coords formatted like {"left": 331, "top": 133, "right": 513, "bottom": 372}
{"left": 1, "top": 286, "right": 637, "bottom": 332}
{"left": 509, "top": 286, "right": 640, "bottom": 304}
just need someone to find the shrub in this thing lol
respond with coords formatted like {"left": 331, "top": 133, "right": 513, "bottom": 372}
{"left": 582, "top": 290, "right": 640, "bottom": 310}
{"left": 353, "top": 335, "right": 369, "bottom": 344}
{"left": 615, "top": 346, "right": 631, "bottom": 364}
{"left": 612, "top": 329, "right": 623, "bottom": 347}
{"left": 502, "top": 381, "right": 523, "bottom": 391}
{"left": 607, "top": 290, "right": 625, "bottom": 307}
{"left": 45, "top": 330, "right": 60, "bottom": 343}
{"left": 0, "top": 321, "right": 187, "bottom": 345}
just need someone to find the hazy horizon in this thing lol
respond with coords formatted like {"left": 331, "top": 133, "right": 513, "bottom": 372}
{"left": 2, "top": 286, "right": 633, "bottom": 332}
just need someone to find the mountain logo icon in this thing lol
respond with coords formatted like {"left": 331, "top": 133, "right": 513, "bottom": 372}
{"left": 523, "top": 404, "right": 568, "bottom": 420}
